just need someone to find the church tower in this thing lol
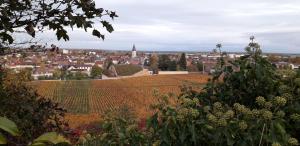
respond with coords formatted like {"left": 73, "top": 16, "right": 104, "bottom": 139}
{"left": 132, "top": 44, "right": 137, "bottom": 58}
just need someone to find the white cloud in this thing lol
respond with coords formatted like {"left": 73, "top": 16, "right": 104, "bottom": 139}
{"left": 23, "top": 0, "right": 300, "bottom": 53}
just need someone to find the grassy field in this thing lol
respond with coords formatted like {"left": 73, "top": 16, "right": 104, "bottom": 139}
{"left": 31, "top": 74, "right": 209, "bottom": 127}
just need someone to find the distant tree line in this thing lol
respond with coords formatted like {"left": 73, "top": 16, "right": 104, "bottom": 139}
{"left": 146, "top": 53, "right": 204, "bottom": 72}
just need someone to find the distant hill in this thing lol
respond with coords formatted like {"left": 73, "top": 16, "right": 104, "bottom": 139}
{"left": 114, "top": 64, "right": 143, "bottom": 76}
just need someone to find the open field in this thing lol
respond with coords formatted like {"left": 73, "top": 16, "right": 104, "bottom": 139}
{"left": 31, "top": 74, "right": 209, "bottom": 127}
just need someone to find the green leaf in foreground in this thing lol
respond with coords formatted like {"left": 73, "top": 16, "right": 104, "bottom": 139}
{"left": 0, "top": 117, "right": 20, "bottom": 136}
{"left": 31, "top": 132, "right": 70, "bottom": 146}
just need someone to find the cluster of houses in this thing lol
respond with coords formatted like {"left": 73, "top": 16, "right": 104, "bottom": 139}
{"left": 274, "top": 61, "right": 300, "bottom": 70}
{"left": 1, "top": 45, "right": 145, "bottom": 80}
{"left": 1, "top": 45, "right": 300, "bottom": 80}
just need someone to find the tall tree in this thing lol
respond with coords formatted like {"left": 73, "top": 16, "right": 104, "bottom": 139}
{"left": 91, "top": 65, "right": 103, "bottom": 79}
{"left": 158, "top": 55, "right": 171, "bottom": 71}
{"left": 178, "top": 53, "right": 187, "bottom": 71}
{"left": 168, "top": 61, "right": 177, "bottom": 71}
{"left": 74, "top": 72, "right": 88, "bottom": 80}
{"left": 0, "top": 0, "right": 117, "bottom": 47}
{"left": 104, "top": 58, "right": 114, "bottom": 70}
{"left": 53, "top": 68, "right": 67, "bottom": 80}
{"left": 149, "top": 54, "right": 159, "bottom": 73}
{"left": 18, "top": 68, "right": 33, "bottom": 81}
{"left": 196, "top": 61, "right": 204, "bottom": 72}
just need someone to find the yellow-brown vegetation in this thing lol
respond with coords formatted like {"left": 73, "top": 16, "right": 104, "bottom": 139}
{"left": 31, "top": 74, "right": 209, "bottom": 127}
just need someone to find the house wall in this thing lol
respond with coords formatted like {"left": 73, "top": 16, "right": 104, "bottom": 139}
{"left": 132, "top": 51, "right": 137, "bottom": 58}
{"left": 7, "top": 65, "right": 35, "bottom": 69}
{"left": 289, "top": 64, "right": 299, "bottom": 70}
{"left": 158, "top": 71, "right": 189, "bottom": 75}
{"left": 32, "top": 73, "right": 53, "bottom": 80}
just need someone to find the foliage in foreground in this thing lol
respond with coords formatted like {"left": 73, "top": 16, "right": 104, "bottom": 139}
{"left": 147, "top": 95, "right": 299, "bottom": 146}
{"left": 0, "top": 117, "right": 69, "bottom": 146}
{"left": 146, "top": 38, "right": 300, "bottom": 146}
{"left": 77, "top": 106, "right": 148, "bottom": 146}
{"left": 81, "top": 38, "right": 300, "bottom": 146}
{"left": 0, "top": 70, "right": 70, "bottom": 145}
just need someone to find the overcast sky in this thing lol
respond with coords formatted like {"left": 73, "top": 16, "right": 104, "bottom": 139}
{"left": 35, "top": 0, "right": 300, "bottom": 53}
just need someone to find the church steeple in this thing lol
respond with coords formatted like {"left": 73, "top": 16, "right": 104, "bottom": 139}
{"left": 132, "top": 44, "right": 136, "bottom": 51}
{"left": 132, "top": 44, "right": 137, "bottom": 58}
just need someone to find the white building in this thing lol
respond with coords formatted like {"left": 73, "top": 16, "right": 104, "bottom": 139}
{"left": 89, "top": 51, "right": 96, "bottom": 55}
{"left": 62, "top": 49, "right": 69, "bottom": 54}
{"left": 132, "top": 44, "right": 137, "bottom": 58}
{"left": 227, "top": 54, "right": 246, "bottom": 59}
{"left": 290, "top": 63, "right": 300, "bottom": 70}
{"left": 32, "top": 72, "right": 53, "bottom": 80}
{"left": 68, "top": 64, "right": 93, "bottom": 75}
{"left": 228, "top": 54, "right": 236, "bottom": 59}
{"left": 6, "top": 64, "right": 35, "bottom": 70}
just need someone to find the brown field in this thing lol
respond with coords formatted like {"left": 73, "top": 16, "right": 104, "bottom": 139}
{"left": 31, "top": 74, "right": 209, "bottom": 127}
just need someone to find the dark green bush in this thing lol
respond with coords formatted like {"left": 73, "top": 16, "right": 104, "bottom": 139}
{"left": 146, "top": 38, "right": 300, "bottom": 146}
{"left": 0, "top": 70, "right": 69, "bottom": 145}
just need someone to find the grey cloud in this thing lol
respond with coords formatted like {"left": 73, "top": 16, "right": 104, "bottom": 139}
{"left": 22, "top": 0, "right": 300, "bottom": 53}
{"left": 255, "top": 31, "right": 300, "bottom": 53}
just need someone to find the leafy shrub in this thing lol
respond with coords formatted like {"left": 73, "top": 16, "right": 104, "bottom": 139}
{"left": 78, "top": 105, "right": 147, "bottom": 146}
{"left": 147, "top": 95, "right": 299, "bottom": 146}
{"left": 91, "top": 65, "right": 103, "bottom": 79}
{"left": 146, "top": 38, "right": 300, "bottom": 145}
{"left": 0, "top": 70, "right": 69, "bottom": 145}
{"left": 201, "top": 49, "right": 280, "bottom": 107}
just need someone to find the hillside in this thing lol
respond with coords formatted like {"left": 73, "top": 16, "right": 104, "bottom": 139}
{"left": 31, "top": 74, "right": 209, "bottom": 127}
